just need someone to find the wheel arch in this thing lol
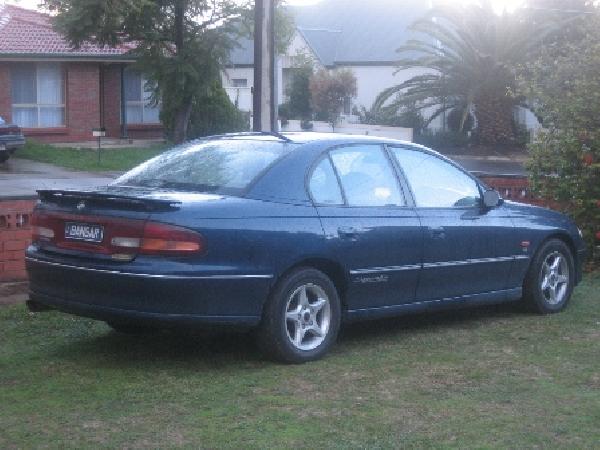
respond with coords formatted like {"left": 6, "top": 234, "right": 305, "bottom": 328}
{"left": 272, "top": 258, "right": 350, "bottom": 311}
{"left": 528, "top": 232, "right": 580, "bottom": 283}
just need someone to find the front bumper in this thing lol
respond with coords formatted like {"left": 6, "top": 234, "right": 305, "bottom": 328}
{"left": 26, "top": 254, "right": 273, "bottom": 328}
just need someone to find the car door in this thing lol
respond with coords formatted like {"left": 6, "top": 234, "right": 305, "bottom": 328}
{"left": 389, "top": 146, "right": 515, "bottom": 302}
{"left": 309, "top": 143, "right": 423, "bottom": 312}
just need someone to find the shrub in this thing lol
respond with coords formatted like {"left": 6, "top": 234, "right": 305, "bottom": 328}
{"left": 522, "top": 14, "right": 600, "bottom": 263}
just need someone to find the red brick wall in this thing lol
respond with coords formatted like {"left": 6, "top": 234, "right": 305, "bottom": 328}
{"left": 0, "top": 199, "right": 36, "bottom": 282}
{"left": 1, "top": 61, "right": 102, "bottom": 143}
{"left": 63, "top": 62, "right": 102, "bottom": 141}
{"left": 0, "top": 61, "right": 163, "bottom": 143}
{"left": 102, "top": 64, "right": 122, "bottom": 138}
{"left": 127, "top": 124, "right": 165, "bottom": 140}
{"left": 0, "top": 63, "right": 12, "bottom": 123}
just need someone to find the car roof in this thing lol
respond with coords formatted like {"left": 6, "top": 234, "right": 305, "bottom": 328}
{"left": 205, "top": 130, "right": 424, "bottom": 147}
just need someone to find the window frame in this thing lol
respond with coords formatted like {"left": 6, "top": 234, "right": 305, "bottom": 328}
{"left": 11, "top": 63, "right": 66, "bottom": 128}
{"left": 306, "top": 143, "right": 410, "bottom": 208}
{"left": 231, "top": 78, "right": 248, "bottom": 88}
{"left": 387, "top": 144, "right": 485, "bottom": 210}
{"left": 124, "top": 70, "right": 160, "bottom": 125}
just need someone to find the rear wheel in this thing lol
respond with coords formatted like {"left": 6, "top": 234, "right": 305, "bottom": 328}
{"left": 523, "top": 239, "right": 575, "bottom": 313}
{"left": 0, "top": 153, "right": 9, "bottom": 163}
{"left": 257, "top": 267, "right": 341, "bottom": 363}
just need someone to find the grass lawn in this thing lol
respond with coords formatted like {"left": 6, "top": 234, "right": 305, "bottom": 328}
{"left": 17, "top": 141, "right": 167, "bottom": 172}
{"left": 1, "top": 274, "right": 599, "bottom": 448}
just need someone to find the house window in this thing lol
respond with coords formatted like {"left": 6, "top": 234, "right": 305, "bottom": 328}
{"left": 231, "top": 78, "right": 248, "bottom": 88}
{"left": 11, "top": 63, "right": 65, "bottom": 128}
{"left": 123, "top": 70, "right": 160, "bottom": 124}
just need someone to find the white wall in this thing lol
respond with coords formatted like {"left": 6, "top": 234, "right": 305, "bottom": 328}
{"left": 222, "top": 67, "right": 254, "bottom": 112}
{"left": 282, "top": 120, "right": 413, "bottom": 142}
{"left": 334, "top": 65, "right": 429, "bottom": 112}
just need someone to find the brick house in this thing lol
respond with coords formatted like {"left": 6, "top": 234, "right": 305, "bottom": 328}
{"left": 0, "top": 4, "right": 163, "bottom": 143}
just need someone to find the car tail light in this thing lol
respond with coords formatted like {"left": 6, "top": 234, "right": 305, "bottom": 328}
{"left": 31, "top": 211, "right": 55, "bottom": 242}
{"left": 112, "top": 221, "right": 204, "bottom": 256}
{"left": 31, "top": 209, "right": 204, "bottom": 258}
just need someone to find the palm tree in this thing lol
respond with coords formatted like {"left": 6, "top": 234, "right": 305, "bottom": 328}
{"left": 373, "top": 1, "right": 554, "bottom": 145}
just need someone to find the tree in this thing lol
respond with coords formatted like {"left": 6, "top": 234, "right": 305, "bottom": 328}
{"left": 44, "top": 0, "right": 249, "bottom": 143}
{"left": 522, "top": 11, "right": 600, "bottom": 262}
{"left": 373, "top": 0, "right": 555, "bottom": 145}
{"left": 309, "top": 69, "right": 357, "bottom": 131}
{"left": 286, "top": 51, "right": 314, "bottom": 120}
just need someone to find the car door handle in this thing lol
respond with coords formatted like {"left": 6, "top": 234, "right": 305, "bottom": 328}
{"left": 461, "top": 216, "right": 481, "bottom": 221}
{"left": 338, "top": 226, "right": 358, "bottom": 240}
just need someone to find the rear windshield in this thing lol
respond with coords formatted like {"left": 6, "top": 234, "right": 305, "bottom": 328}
{"left": 113, "top": 139, "right": 294, "bottom": 195}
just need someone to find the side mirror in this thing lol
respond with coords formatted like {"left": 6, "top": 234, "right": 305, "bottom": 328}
{"left": 482, "top": 189, "right": 501, "bottom": 208}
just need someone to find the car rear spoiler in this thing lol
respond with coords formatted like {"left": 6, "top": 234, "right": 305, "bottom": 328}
{"left": 37, "top": 189, "right": 181, "bottom": 212}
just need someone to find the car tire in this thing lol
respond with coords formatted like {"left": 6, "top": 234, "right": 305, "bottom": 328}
{"left": 523, "top": 238, "right": 575, "bottom": 314}
{"left": 257, "top": 267, "right": 341, "bottom": 363}
{"left": 106, "top": 321, "right": 155, "bottom": 335}
{"left": 0, "top": 153, "right": 9, "bottom": 163}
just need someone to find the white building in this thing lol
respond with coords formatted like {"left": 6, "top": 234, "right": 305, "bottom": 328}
{"left": 223, "top": 0, "right": 430, "bottom": 118}
{"left": 223, "top": 0, "right": 540, "bottom": 135}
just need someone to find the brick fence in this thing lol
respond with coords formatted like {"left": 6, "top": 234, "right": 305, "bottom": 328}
{"left": 0, "top": 198, "right": 36, "bottom": 282}
{"left": 0, "top": 175, "right": 543, "bottom": 282}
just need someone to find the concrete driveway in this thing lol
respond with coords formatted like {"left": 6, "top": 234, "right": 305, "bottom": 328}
{"left": 0, "top": 158, "right": 118, "bottom": 198}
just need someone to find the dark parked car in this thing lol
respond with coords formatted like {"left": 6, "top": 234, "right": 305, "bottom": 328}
{"left": 0, "top": 116, "right": 26, "bottom": 163}
{"left": 26, "top": 133, "right": 586, "bottom": 362}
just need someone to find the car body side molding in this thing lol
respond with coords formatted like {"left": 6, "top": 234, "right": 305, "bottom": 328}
{"left": 25, "top": 257, "right": 274, "bottom": 280}
{"left": 345, "top": 287, "right": 523, "bottom": 322}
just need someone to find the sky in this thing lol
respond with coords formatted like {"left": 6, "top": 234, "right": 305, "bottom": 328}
{"left": 3, "top": 0, "right": 527, "bottom": 15}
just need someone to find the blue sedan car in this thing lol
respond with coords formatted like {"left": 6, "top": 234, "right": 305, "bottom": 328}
{"left": 26, "top": 133, "right": 586, "bottom": 362}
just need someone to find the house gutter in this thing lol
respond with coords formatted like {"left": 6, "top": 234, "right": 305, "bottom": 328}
{"left": 0, "top": 54, "right": 136, "bottom": 63}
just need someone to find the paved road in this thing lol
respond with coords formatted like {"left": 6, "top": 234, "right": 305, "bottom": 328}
{"left": 0, "top": 158, "right": 117, "bottom": 198}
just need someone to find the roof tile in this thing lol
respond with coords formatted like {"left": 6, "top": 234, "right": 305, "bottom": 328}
{"left": 0, "top": 4, "right": 134, "bottom": 58}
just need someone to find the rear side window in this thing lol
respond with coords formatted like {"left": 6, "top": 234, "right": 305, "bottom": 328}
{"left": 330, "top": 145, "right": 404, "bottom": 207}
{"left": 309, "top": 157, "right": 343, "bottom": 205}
{"left": 391, "top": 147, "right": 480, "bottom": 208}
{"left": 114, "top": 139, "right": 294, "bottom": 195}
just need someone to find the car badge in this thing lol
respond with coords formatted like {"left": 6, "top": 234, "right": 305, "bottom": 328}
{"left": 76, "top": 200, "right": 86, "bottom": 211}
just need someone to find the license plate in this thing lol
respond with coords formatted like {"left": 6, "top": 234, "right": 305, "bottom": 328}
{"left": 64, "top": 222, "right": 104, "bottom": 243}
{"left": 0, "top": 144, "right": 5, "bottom": 151}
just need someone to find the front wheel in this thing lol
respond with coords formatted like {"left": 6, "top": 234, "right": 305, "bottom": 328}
{"left": 523, "top": 239, "right": 575, "bottom": 314}
{"left": 257, "top": 267, "right": 341, "bottom": 363}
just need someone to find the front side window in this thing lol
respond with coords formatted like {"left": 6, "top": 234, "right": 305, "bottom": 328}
{"left": 309, "top": 157, "right": 343, "bottom": 205}
{"left": 114, "top": 139, "right": 295, "bottom": 196}
{"left": 11, "top": 63, "right": 65, "bottom": 128}
{"left": 124, "top": 70, "right": 160, "bottom": 124}
{"left": 391, "top": 147, "right": 480, "bottom": 208}
{"left": 330, "top": 145, "right": 404, "bottom": 207}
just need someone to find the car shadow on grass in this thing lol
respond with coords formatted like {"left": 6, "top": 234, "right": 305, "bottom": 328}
{"left": 48, "top": 301, "right": 527, "bottom": 367}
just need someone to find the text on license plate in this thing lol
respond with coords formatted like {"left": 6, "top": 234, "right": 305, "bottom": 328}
{"left": 64, "top": 222, "right": 104, "bottom": 243}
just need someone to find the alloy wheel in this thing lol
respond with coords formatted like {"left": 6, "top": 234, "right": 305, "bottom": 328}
{"left": 285, "top": 283, "right": 331, "bottom": 351}
{"left": 540, "top": 251, "right": 569, "bottom": 305}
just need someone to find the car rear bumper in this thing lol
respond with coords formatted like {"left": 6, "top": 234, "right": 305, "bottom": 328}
{"left": 0, "top": 135, "right": 25, "bottom": 151}
{"left": 26, "top": 254, "right": 272, "bottom": 328}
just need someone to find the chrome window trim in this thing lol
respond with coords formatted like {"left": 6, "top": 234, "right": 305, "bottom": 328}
{"left": 25, "top": 256, "right": 274, "bottom": 280}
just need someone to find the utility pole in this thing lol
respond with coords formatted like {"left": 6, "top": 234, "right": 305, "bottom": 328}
{"left": 253, "top": 0, "right": 277, "bottom": 132}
